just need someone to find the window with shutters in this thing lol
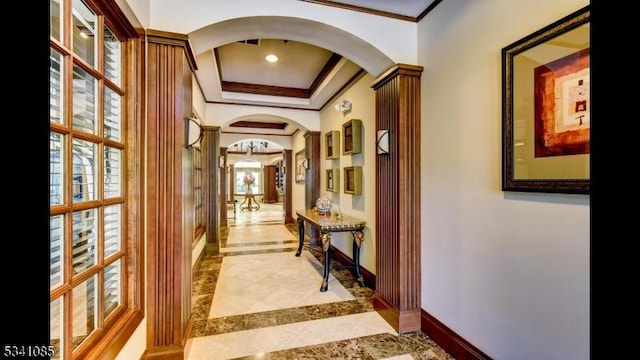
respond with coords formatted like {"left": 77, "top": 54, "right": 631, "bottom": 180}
{"left": 50, "top": 0, "right": 141, "bottom": 358}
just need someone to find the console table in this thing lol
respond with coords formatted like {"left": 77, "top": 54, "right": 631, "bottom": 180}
{"left": 295, "top": 209, "right": 366, "bottom": 292}
{"left": 240, "top": 193, "right": 261, "bottom": 211}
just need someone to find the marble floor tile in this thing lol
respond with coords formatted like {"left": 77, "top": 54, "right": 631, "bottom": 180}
{"left": 226, "top": 224, "right": 296, "bottom": 244}
{"left": 208, "top": 251, "right": 353, "bottom": 318}
{"left": 187, "top": 203, "right": 455, "bottom": 360}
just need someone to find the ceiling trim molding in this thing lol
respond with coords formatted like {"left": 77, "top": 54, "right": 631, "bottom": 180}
{"left": 298, "top": 0, "right": 417, "bottom": 22}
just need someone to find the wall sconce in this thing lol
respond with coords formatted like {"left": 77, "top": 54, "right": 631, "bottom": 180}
{"left": 302, "top": 158, "right": 310, "bottom": 170}
{"left": 334, "top": 99, "right": 352, "bottom": 116}
{"left": 185, "top": 117, "right": 204, "bottom": 149}
{"left": 219, "top": 156, "right": 225, "bottom": 168}
{"left": 376, "top": 129, "right": 390, "bottom": 155}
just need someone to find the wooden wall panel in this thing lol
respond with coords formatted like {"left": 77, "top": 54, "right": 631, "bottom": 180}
{"left": 264, "top": 165, "right": 278, "bottom": 203}
{"left": 220, "top": 147, "right": 228, "bottom": 226}
{"left": 373, "top": 64, "right": 423, "bottom": 334}
{"left": 203, "top": 126, "right": 221, "bottom": 255}
{"left": 142, "top": 30, "right": 195, "bottom": 360}
{"left": 304, "top": 131, "right": 321, "bottom": 244}
{"left": 284, "top": 149, "right": 295, "bottom": 224}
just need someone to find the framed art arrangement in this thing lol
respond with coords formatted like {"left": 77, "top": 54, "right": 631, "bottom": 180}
{"left": 325, "top": 130, "right": 340, "bottom": 159}
{"left": 502, "top": 5, "right": 590, "bottom": 194}
{"left": 342, "top": 119, "right": 362, "bottom": 155}
{"left": 326, "top": 168, "right": 339, "bottom": 192}
{"left": 295, "top": 149, "right": 307, "bottom": 183}
{"left": 343, "top": 166, "right": 362, "bottom": 195}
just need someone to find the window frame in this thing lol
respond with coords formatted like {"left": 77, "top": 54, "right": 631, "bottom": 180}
{"left": 49, "top": 0, "right": 142, "bottom": 359}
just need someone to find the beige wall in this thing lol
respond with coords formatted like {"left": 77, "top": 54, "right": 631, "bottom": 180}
{"left": 418, "top": 0, "right": 590, "bottom": 359}
{"left": 317, "top": 73, "right": 377, "bottom": 274}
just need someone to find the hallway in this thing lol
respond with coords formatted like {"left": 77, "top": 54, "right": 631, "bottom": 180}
{"left": 185, "top": 203, "right": 455, "bottom": 359}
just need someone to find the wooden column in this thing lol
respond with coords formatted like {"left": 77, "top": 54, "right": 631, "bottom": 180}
{"left": 143, "top": 30, "right": 197, "bottom": 359}
{"left": 304, "top": 131, "right": 321, "bottom": 245}
{"left": 372, "top": 64, "right": 423, "bottom": 334}
{"left": 283, "top": 149, "right": 295, "bottom": 224}
{"left": 220, "top": 147, "right": 228, "bottom": 226}
{"left": 203, "top": 126, "right": 221, "bottom": 254}
{"left": 231, "top": 167, "right": 237, "bottom": 194}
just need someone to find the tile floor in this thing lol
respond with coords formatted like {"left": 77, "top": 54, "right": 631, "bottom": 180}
{"left": 185, "top": 203, "right": 455, "bottom": 360}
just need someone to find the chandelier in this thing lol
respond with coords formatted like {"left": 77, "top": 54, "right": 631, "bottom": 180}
{"left": 235, "top": 141, "right": 268, "bottom": 155}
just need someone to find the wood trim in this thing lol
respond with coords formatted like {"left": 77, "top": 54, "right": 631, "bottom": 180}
{"left": 416, "top": 0, "right": 445, "bottom": 22}
{"left": 125, "top": 29, "right": 146, "bottom": 334}
{"left": 299, "top": 0, "right": 417, "bottom": 22}
{"left": 146, "top": 29, "right": 198, "bottom": 72}
{"left": 230, "top": 120, "right": 288, "bottom": 130}
{"left": 203, "top": 126, "right": 222, "bottom": 254}
{"left": 84, "top": 0, "right": 139, "bottom": 39}
{"left": 421, "top": 310, "right": 493, "bottom": 360}
{"left": 215, "top": 49, "right": 341, "bottom": 100}
{"left": 372, "top": 63, "right": 423, "bottom": 334}
{"left": 77, "top": 310, "right": 145, "bottom": 359}
{"left": 309, "top": 53, "right": 342, "bottom": 95}
{"left": 221, "top": 81, "right": 309, "bottom": 98}
{"left": 69, "top": 23, "right": 146, "bottom": 360}
{"left": 299, "top": 0, "right": 445, "bottom": 22}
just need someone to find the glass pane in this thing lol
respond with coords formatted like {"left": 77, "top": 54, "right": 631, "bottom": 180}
{"left": 104, "top": 205, "right": 121, "bottom": 257}
{"left": 72, "top": 0, "right": 96, "bottom": 66}
{"left": 50, "top": 132, "right": 64, "bottom": 205}
{"left": 72, "top": 65, "right": 97, "bottom": 134}
{"left": 104, "top": 260, "right": 122, "bottom": 318}
{"left": 72, "top": 209, "right": 97, "bottom": 274}
{"left": 50, "top": 0, "right": 62, "bottom": 41}
{"left": 104, "top": 87, "right": 121, "bottom": 141}
{"left": 104, "top": 146, "right": 121, "bottom": 198}
{"left": 236, "top": 170, "right": 261, "bottom": 194}
{"left": 50, "top": 215, "right": 64, "bottom": 290}
{"left": 72, "top": 139, "right": 96, "bottom": 202}
{"left": 104, "top": 26, "right": 121, "bottom": 86}
{"left": 50, "top": 49, "right": 63, "bottom": 124}
{"left": 72, "top": 275, "right": 97, "bottom": 350}
{"left": 50, "top": 296, "right": 63, "bottom": 360}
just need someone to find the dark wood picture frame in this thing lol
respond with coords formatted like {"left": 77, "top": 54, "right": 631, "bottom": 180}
{"left": 325, "top": 130, "right": 340, "bottom": 159}
{"left": 326, "top": 168, "right": 339, "bottom": 192}
{"left": 343, "top": 166, "right": 362, "bottom": 195}
{"left": 502, "top": 5, "right": 590, "bottom": 194}
{"left": 342, "top": 119, "right": 362, "bottom": 155}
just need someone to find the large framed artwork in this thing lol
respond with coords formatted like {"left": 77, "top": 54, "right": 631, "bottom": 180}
{"left": 502, "top": 5, "right": 590, "bottom": 194}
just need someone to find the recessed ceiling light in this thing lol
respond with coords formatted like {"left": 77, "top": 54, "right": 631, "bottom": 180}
{"left": 265, "top": 54, "right": 279, "bottom": 63}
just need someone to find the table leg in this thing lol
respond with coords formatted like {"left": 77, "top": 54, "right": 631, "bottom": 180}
{"left": 240, "top": 196, "right": 248, "bottom": 211}
{"left": 296, "top": 218, "right": 304, "bottom": 256}
{"left": 320, "top": 232, "right": 331, "bottom": 292}
{"left": 352, "top": 230, "right": 365, "bottom": 287}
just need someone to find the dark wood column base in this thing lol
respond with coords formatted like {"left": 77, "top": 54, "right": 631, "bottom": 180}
{"left": 373, "top": 292, "right": 421, "bottom": 334}
{"left": 141, "top": 344, "right": 184, "bottom": 360}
